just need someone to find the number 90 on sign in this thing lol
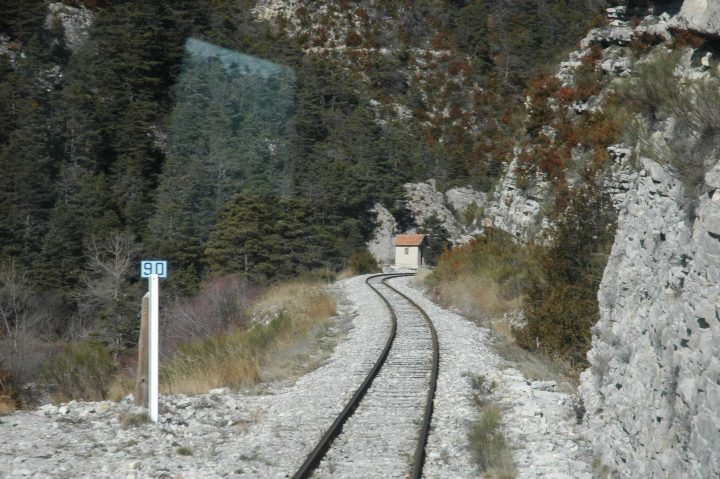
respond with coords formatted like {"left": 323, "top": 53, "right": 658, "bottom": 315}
{"left": 141, "top": 260, "right": 168, "bottom": 278}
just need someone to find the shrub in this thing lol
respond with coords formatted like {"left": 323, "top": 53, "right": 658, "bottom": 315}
{"left": 345, "top": 30, "right": 362, "bottom": 47}
{"left": 419, "top": 215, "right": 453, "bottom": 267}
{"left": 468, "top": 405, "right": 516, "bottom": 478}
{"left": 0, "top": 366, "right": 19, "bottom": 413}
{"left": 162, "top": 275, "right": 258, "bottom": 355}
{"left": 42, "top": 341, "right": 117, "bottom": 402}
{"left": 176, "top": 446, "right": 193, "bottom": 456}
{"left": 346, "top": 250, "right": 380, "bottom": 275}
{"left": 617, "top": 50, "right": 720, "bottom": 207}
{"left": 516, "top": 184, "right": 616, "bottom": 371}
{"left": 672, "top": 30, "right": 706, "bottom": 49}
{"left": 427, "top": 228, "right": 544, "bottom": 307}
{"left": 162, "top": 281, "right": 336, "bottom": 395}
{"left": 119, "top": 411, "right": 150, "bottom": 429}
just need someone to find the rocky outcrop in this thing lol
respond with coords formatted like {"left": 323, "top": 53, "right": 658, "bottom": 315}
{"left": 402, "top": 180, "right": 462, "bottom": 237}
{"left": 367, "top": 204, "right": 397, "bottom": 264}
{"left": 482, "top": 159, "right": 551, "bottom": 243}
{"left": 45, "top": 2, "right": 93, "bottom": 52}
{"left": 0, "top": 35, "right": 22, "bottom": 65}
{"left": 499, "top": 5, "right": 720, "bottom": 476}
{"left": 400, "top": 180, "right": 485, "bottom": 241}
{"left": 580, "top": 152, "right": 720, "bottom": 477}
{"left": 445, "top": 187, "right": 486, "bottom": 218}
{"left": 366, "top": 181, "right": 485, "bottom": 264}
{"left": 673, "top": 0, "right": 720, "bottom": 37}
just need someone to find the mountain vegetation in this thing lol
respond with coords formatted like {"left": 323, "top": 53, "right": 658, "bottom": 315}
{"left": 0, "top": 0, "right": 611, "bottom": 402}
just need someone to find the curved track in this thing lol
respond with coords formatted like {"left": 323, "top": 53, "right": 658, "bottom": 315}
{"left": 292, "top": 274, "right": 439, "bottom": 479}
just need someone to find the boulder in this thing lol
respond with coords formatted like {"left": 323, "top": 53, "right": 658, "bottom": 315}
{"left": 673, "top": 0, "right": 720, "bottom": 37}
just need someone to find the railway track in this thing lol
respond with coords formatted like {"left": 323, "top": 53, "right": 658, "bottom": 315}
{"left": 292, "top": 273, "right": 439, "bottom": 479}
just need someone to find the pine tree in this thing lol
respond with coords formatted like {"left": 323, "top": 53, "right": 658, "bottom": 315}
{"left": 205, "top": 194, "right": 338, "bottom": 283}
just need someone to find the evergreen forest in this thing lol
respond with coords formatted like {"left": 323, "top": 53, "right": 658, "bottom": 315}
{"left": 0, "top": 0, "right": 610, "bottom": 387}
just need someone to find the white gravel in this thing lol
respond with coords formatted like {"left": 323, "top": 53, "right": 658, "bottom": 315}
{"left": 0, "top": 274, "right": 595, "bottom": 478}
{"left": 388, "top": 276, "right": 595, "bottom": 479}
{"left": 313, "top": 276, "right": 434, "bottom": 478}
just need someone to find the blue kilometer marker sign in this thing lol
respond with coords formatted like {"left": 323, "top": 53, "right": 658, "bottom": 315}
{"left": 141, "top": 260, "right": 168, "bottom": 278}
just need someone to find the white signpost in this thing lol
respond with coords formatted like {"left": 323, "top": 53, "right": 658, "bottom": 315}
{"left": 140, "top": 260, "right": 167, "bottom": 422}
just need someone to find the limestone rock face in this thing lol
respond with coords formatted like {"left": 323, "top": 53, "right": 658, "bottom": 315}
{"left": 579, "top": 155, "right": 720, "bottom": 477}
{"left": 403, "top": 180, "right": 460, "bottom": 237}
{"left": 367, "top": 204, "right": 397, "bottom": 265}
{"left": 483, "top": 159, "right": 551, "bottom": 243}
{"left": 366, "top": 181, "right": 486, "bottom": 264}
{"left": 46, "top": 2, "right": 93, "bottom": 52}
{"left": 0, "top": 35, "right": 21, "bottom": 65}
{"left": 673, "top": 0, "right": 720, "bottom": 37}
{"left": 445, "top": 187, "right": 486, "bottom": 217}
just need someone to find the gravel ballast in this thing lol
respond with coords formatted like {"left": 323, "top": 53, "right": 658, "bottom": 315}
{"left": 0, "top": 274, "right": 594, "bottom": 478}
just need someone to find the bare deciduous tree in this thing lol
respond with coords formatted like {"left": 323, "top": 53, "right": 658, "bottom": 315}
{"left": 75, "top": 231, "right": 139, "bottom": 348}
{"left": 0, "top": 261, "right": 30, "bottom": 354}
{"left": 0, "top": 261, "right": 52, "bottom": 383}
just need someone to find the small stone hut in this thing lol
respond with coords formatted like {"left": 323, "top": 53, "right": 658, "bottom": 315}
{"left": 394, "top": 234, "right": 426, "bottom": 268}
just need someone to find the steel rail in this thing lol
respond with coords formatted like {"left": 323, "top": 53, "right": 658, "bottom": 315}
{"left": 291, "top": 273, "right": 409, "bottom": 479}
{"left": 380, "top": 275, "right": 439, "bottom": 479}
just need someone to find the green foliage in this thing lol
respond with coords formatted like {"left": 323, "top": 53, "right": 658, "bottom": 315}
{"left": 617, "top": 51, "right": 720, "bottom": 205}
{"left": 148, "top": 44, "right": 296, "bottom": 290}
{"left": 204, "top": 195, "right": 339, "bottom": 284}
{"left": 0, "top": 0, "right": 613, "bottom": 375}
{"left": 468, "top": 405, "right": 516, "bottom": 478}
{"left": 346, "top": 250, "right": 380, "bottom": 275}
{"left": 419, "top": 215, "right": 452, "bottom": 267}
{"left": 428, "top": 228, "right": 544, "bottom": 301}
{"left": 176, "top": 446, "right": 193, "bottom": 456}
{"left": 517, "top": 184, "right": 616, "bottom": 369}
{"left": 42, "top": 341, "right": 117, "bottom": 402}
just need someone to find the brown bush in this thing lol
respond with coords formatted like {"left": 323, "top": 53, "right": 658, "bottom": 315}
{"left": 629, "top": 32, "right": 665, "bottom": 55}
{"left": 42, "top": 341, "right": 117, "bottom": 402}
{"left": 673, "top": 30, "right": 706, "bottom": 49}
{"left": 162, "top": 281, "right": 336, "bottom": 395}
{"left": 0, "top": 367, "right": 19, "bottom": 413}
{"left": 431, "top": 32, "right": 450, "bottom": 49}
{"left": 356, "top": 8, "right": 369, "bottom": 23}
{"left": 345, "top": 30, "right": 363, "bottom": 47}
{"left": 162, "top": 275, "right": 258, "bottom": 355}
{"left": 516, "top": 184, "right": 616, "bottom": 374}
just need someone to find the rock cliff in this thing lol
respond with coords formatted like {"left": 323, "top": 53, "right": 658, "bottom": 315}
{"left": 580, "top": 153, "right": 720, "bottom": 477}
{"left": 576, "top": 3, "right": 720, "bottom": 477}
{"left": 482, "top": 158, "right": 551, "bottom": 243}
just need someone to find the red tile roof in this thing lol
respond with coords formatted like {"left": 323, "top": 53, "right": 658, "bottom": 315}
{"left": 395, "top": 234, "right": 426, "bottom": 246}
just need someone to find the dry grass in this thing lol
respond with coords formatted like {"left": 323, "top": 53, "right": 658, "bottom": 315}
{"left": 435, "top": 274, "right": 522, "bottom": 317}
{"left": 42, "top": 341, "right": 116, "bottom": 403}
{"left": 0, "top": 396, "right": 15, "bottom": 415}
{"left": 413, "top": 268, "right": 433, "bottom": 284}
{"left": 119, "top": 411, "right": 150, "bottom": 429}
{"left": 161, "top": 281, "right": 336, "bottom": 395}
{"left": 468, "top": 404, "right": 516, "bottom": 478}
{"left": 426, "top": 262, "right": 578, "bottom": 392}
{"left": 107, "top": 373, "right": 135, "bottom": 402}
